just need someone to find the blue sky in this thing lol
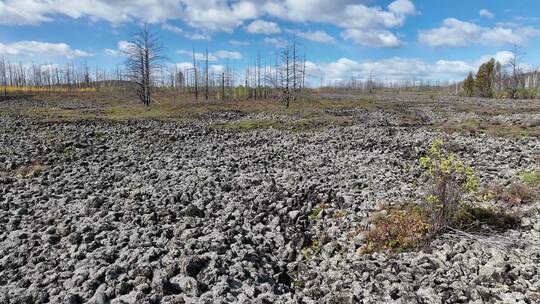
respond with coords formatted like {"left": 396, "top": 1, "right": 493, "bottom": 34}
{"left": 1, "top": 0, "right": 540, "bottom": 85}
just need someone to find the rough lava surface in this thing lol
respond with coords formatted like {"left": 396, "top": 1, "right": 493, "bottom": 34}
{"left": 0, "top": 99, "right": 539, "bottom": 303}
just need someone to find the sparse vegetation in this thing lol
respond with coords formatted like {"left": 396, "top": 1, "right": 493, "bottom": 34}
{"left": 301, "top": 239, "right": 321, "bottom": 259}
{"left": 308, "top": 203, "right": 329, "bottom": 221}
{"left": 361, "top": 204, "right": 430, "bottom": 254}
{"left": 360, "top": 138, "right": 521, "bottom": 254}
{"left": 15, "top": 163, "right": 47, "bottom": 178}
{"left": 480, "top": 181, "right": 537, "bottom": 206}
{"left": 520, "top": 170, "right": 540, "bottom": 188}
{"left": 420, "top": 138, "right": 479, "bottom": 234}
{"left": 442, "top": 119, "right": 540, "bottom": 138}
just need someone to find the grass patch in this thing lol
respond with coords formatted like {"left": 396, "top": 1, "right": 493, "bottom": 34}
{"left": 211, "top": 119, "right": 280, "bottom": 131}
{"left": 211, "top": 116, "right": 352, "bottom": 133}
{"left": 308, "top": 203, "right": 329, "bottom": 221}
{"left": 301, "top": 239, "right": 321, "bottom": 259}
{"left": 452, "top": 205, "right": 520, "bottom": 231}
{"left": 480, "top": 182, "right": 537, "bottom": 205}
{"left": 442, "top": 119, "right": 540, "bottom": 138}
{"left": 333, "top": 210, "right": 347, "bottom": 218}
{"left": 520, "top": 170, "right": 540, "bottom": 188}
{"left": 15, "top": 163, "right": 47, "bottom": 178}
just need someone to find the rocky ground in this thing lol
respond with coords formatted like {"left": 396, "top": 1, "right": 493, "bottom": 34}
{"left": 0, "top": 95, "right": 539, "bottom": 303}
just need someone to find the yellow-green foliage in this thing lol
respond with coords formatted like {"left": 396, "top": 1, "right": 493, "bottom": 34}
{"left": 420, "top": 138, "right": 479, "bottom": 197}
{"left": 420, "top": 138, "right": 479, "bottom": 233}
{"left": 309, "top": 203, "right": 329, "bottom": 220}
{"left": 301, "top": 239, "right": 321, "bottom": 259}
{"left": 520, "top": 170, "right": 540, "bottom": 188}
{"left": 1, "top": 86, "right": 96, "bottom": 93}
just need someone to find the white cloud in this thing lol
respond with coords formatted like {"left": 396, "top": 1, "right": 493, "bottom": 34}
{"left": 318, "top": 56, "right": 478, "bottom": 83}
{"left": 104, "top": 40, "right": 133, "bottom": 57}
{"left": 268, "top": 0, "right": 416, "bottom": 48}
{"left": 479, "top": 9, "right": 494, "bottom": 19}
{"left": 388, "top": 0, "right": 417, "bottom": 15}
{"left": 266, "top": 0, "right": 416, "bottom": 30}
{"left": 161, "top": 23, "right": 213, "bottom": 40}
{"left": 419, "top": 18, "right": 540, "bottom": 47}
{"left": 229, "top": 40, "right": 251, "bottom": 46}
{"left": 175, "top": 62, "right": 224, "bottom": 73}
{"left": 245, "top": 19, "right": 281, "bottom": 34}
{"left": 341, "top": 29, "right": 402, "bottom": 47}
{"left": 0, "top": 0, "right": 259, "bottom": 32}
{"left": 161, "top": 23, "right": 184, "bottom": 33}
{"left": 184, "top": 33, "right": 212, "bottom": 41}
{"left": 213, "top": 50, "right": 243, "bottom": 60}
{"left": 0, "top": 40, "right": 91, "bottom": 58}
{"left": 263, "top": 37, "right": 287, "bottom": 48}
{"left": 0, "top": 0, "right": 416, "bottom": 48}
{"left": 176, "top": 49, "right": 242, "bottom": 61}
{"left": 287, "top": 29, "right": 336, "bottom": 44}
{"left": 478, "top": 51, "right": 515, "bottom": 66}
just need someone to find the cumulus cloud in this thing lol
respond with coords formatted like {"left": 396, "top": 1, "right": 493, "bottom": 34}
{"left": 316, "top": 56, "right": 480, "bottom": 83}
{"left": 229, "top": 40, "right": 251, "bottom": 46}
{"left": 286, "top": 29, "right": 335, "bottom": 44}
{"left": 0, "top": 0, "right": 258, "bottom": 32}
{"left": 419, "top": 18, "right": 540, "bottom": 47}
{"left": 245, "top": 20, "right": 281, "bottom": 34}
{"left": 104, "top": 41, "right": 134, "bottom": 57}
{"left": 161, "top": 23, "right": 212, "bottom": 40}
{"left": 479, "top": 9, "right": 494, "bottom": 18}
{"left": 175, "top": 62, "right": 224, "bottom": 73}
{"left": 341, "top": 29, "right": 402, "bottom": 47}
{"left": 176, "top": 49, "right": 242, "bottom": 61}
{"left": 0, "top": 0, "right": 416, "bottom": 48}
{"left": 0, "top": 40, "right": 91, "bottom": 58}
{"left": 263, "top": 37, "right": 287, "bottom": 48}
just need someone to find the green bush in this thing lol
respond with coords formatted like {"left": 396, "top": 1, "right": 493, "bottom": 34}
{"left": 420, "top": 138, "right": 479, "bottom": 234}
{"left": 359, "top": 138, "right": 520, "bottom": 254}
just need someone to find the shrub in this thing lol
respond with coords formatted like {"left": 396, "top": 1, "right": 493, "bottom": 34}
{"left": 361, "top": 204, "right": 430, "bottom": 254}
{"left": 419, "top": 138, "right": 479, "bottom": 234}
{"left": 359, "top": 138, "right": 520, "bottom": 254}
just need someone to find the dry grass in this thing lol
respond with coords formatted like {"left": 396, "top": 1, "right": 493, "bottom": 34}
{"left": 442, "top": 119, "right": 540, "bottom": 138}
{"left": 479, "top": 183, "right": 537, "bottom": 205}
{"left": 361, "top": 204, "right": 431, "bottom": 254}
{"left": 15, "top": 163, "right": 48, "bottom": 178}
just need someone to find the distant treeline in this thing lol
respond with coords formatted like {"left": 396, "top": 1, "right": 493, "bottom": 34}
{"left": 461, "top": 45, "right": 539, "bottom": 99}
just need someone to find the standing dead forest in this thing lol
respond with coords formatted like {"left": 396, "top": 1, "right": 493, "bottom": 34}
{"left": 4, "top": 25, "right": 539, "bottom": 107}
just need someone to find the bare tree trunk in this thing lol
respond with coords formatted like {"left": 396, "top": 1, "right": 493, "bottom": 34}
{"left": 205, "top": 48, "right": 209, "bottom": 101}
{"left": 192, "top": 47, "right": 198, "bottom": 100}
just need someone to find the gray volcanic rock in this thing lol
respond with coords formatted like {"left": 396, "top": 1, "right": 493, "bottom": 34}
{"left": 0, "top": 103, "right": 538, "bottom": 303}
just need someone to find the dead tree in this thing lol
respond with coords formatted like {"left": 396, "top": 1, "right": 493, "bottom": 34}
{"left": 1, "top": 56, "right": 7, "bottom": 96}
{"left": 509, "top": 44, "right": 525, "bottom": 99}
{"left": 205, "top": 48, "right": 209, "bottom": 101}
{"left": 125, "top": 23, "right": 165, "bottom": 106}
